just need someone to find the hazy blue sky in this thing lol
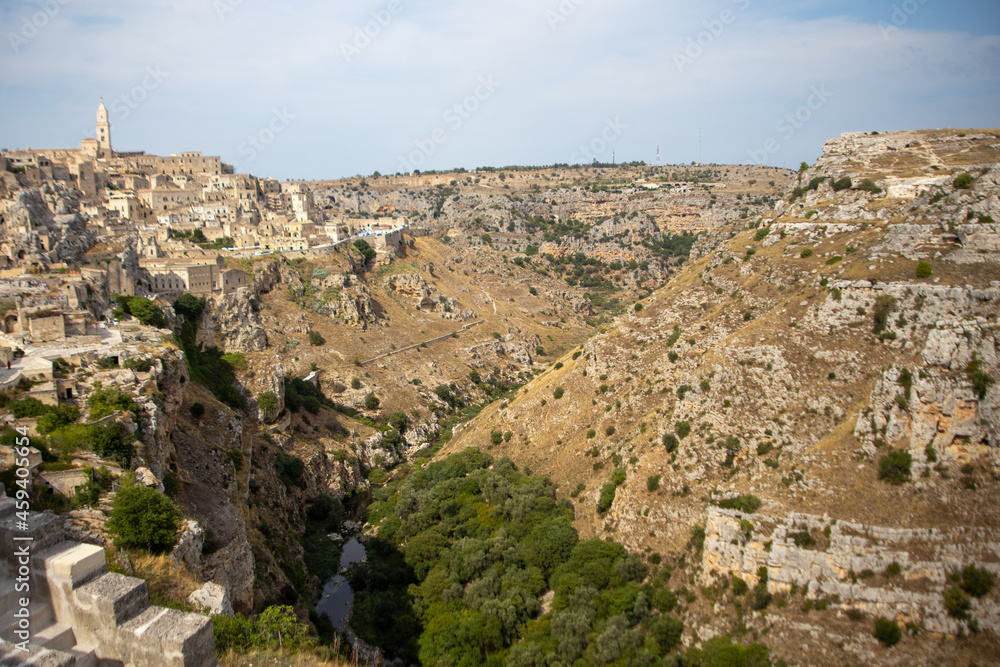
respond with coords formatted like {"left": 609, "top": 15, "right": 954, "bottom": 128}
{"left": 2, "top": 0, "right": 998, "bottom": 180}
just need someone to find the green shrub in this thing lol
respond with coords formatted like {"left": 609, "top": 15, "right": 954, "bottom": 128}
{"left": 674, "top": 421, "right": 691, "bottom": 439}
{"left": 364, "top": 393, "right": 380, "bottom": 410}
{"left": 873, "top": 618, "right": 901, "bottom": 646}
{"left": 831, "top": 176, "right": 852, "bottom": 191}
{"left": 605, "top": 425, "right": 616, "bottom": 436}
{"left": 388, "top": 411, "right": 409, "bottom": 433}
{"left": 944, "top": 586, "right": 971, "bottom": 618}
{"left": 586, "top": 428, "right": 596, "bottom": 439}
{"left": 872, "top": 295, "right": 898, "bottom": 334}
{"left": 88, "top": 387, "right": 139, "bottom": 420}
{"left": 367, "top": 468, "right": 389, "bottom": 486}
{"left": 257, "top": 392, "right": 278, "bottom": 419}
{"left": 965, "top": 356, "right": 995, "bottom": 399}
{"left": 953, "top": 172, "right": 975, "bottom": 189}
{"left": 597, "top": 482, "right": 617, "bottom": 514}
{"left": 799, "top": 248, "right": 813, "bottom": 258}
{"left": 878, "top": 449, "right": 912, "bottom": 485}
{"left": 35, "top": 405, "right": 79, "bottom": 434}
{"left": 731, "top": 576, "right": 748, "bottom": 596}
{"left": 718, "top": 494, "right": 762, "bottom": 513}
{"left": 646, "top": 475, "right": 660, "bottom": 492}
{"left": 307, "top": 330, "right": 325, "bottom": 346}
{"left": 858, "top": 179, "right": 882, "bottom": 194}
{"left": 213, "top": 605, "right": 313, "bottom": 654}
{"left": 351, "top": 377, "right": 362, "bottom": 390}
{"left": 106, "top": 484, "right": 181, "bottom": 553}
{"left": 490, "top": 431, "right": 503, "bottom": 446}
{"left": 959, "top": 564, "right": 994, "bottom": 597}
{"left": 751, "top": 583, "right": 771, "bottom": 610}
{"left": 915, "top": 261, "right": 932, "bottom": 279}
{"left": 663, "top": 433, "right": 678, "bottom": 453}
{"left": 353, "top": 239, "right": 376, "bottom": 261}
{"left": 789, "top": 531, "right": 815, "bottom": 548}
{"left": 553, "top": 387, "right": 564, "bottom": 400}
{"left": 685, "top": 635, "right": 771, "bottom": 665}
{"left": 650, "top": 615, "right": 683, "bottom": 655}
{"left": 124, "top": 297, "right": 168, "bottom": 328}
{"left": 90, "top": 421, "right": 136, "bottom": 466}
{"left": 274, "top": 454, "right": 305, "bottom": 488}
{"left": 123, "top": 357, "right": 154, "bottom": 372}
{"left": 9, "top": 398, "right": 49, "bottom": 418}
{"left": 190, "top": 402, "right": 205, "bottom": 418}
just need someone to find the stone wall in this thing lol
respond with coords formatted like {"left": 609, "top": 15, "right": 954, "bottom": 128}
{"left": 0, "top": 493, "right": 216, "bottom": 666}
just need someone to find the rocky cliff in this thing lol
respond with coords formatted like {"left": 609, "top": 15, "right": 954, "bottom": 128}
{"left": 439, "top": 129, "right": 1000, "bottom": 665}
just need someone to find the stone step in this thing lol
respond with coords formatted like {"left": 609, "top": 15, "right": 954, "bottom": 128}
{"left": 30, "top": 625, "right": 75, "bottom": 654}
{"left": 0, "top": 514, "right": 65, "bottom": 569}
{"left": 74, "top": 572, "right": 148, "bottom": 627}
{"left": 32, "top": 542, "right": 105, "bottom": 590}
{"left": 0, "top": 602, "right": 55, "bottom": 641}
{"left": 68, "top": 644, "right": 96, "bottom": 667}
{"left": 0, "top": 639, "right": 76, "bottom": 666}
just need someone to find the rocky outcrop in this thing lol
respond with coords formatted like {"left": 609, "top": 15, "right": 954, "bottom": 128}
{"left": 702, "top": 507, "right": 1000, "bottom": 636}
{"left": 0, "top": 186, "right": 96, "bottom": 266}
{"left": 199, "top": 287, "right": 268, "bottom": 352}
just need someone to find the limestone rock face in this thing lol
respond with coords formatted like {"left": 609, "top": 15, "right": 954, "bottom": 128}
{"left": 200, "top": 287, "right": 268, "bottom": 352}
{"left": 188, "top": 581, "right": 234, "bottom": 617}
{"left": 702, "top": 507, "right": 1000, "bottom": 636}
{"left": 241, "top": 353, "right": 286, "bottom": 423}
{"left": 1, "top": 186, "right": 96, "bottom": 265}
{"left": 172, "top": 519, "right": 205, "bottom": 572}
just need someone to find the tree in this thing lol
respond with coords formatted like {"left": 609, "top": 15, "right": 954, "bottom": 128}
{"left": 257, "top": 392, "right": 278, "bottom": 420}
{"left": 106, "top": 484, "right": 181, "bottom": 553}
{"left": 388, "top": 411, "right": 408, "bottom": 433}
{"left": 173, "top": 293, "right": 206, "bottom": 321}
{"left": 308, "top": 330, "right": 325, "bottom": 346}
{"left": 354, "top": 239, "right": 376, "bottom": 262}
{"left": 127, "top": 297, "right": 167, "bottom": 328}
{"left": 90, "top": 421, "right": 136, "bottom": 467}
{"left": 597, "top": 482, "right": 617, "bottom": 515}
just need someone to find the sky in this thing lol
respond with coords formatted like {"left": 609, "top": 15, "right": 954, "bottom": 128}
{"left": 1, "top": 0, "right": 998, "bottom": 181}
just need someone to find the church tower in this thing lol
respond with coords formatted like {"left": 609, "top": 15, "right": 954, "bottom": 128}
{"left": 96, "top": 98, "right": 112, "bottom": 157}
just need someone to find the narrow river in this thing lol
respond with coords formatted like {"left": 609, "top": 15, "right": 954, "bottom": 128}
{"left": 316, "top": 537, "right": 367, "bottom": 629}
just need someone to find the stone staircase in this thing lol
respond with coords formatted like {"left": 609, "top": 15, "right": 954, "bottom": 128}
{"left": 0, "top": 493, "right": 216, "bottom": 666}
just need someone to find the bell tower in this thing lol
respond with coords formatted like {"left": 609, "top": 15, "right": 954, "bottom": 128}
{"left": 96, "top": 98, "right": 112, "bottom": 157}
